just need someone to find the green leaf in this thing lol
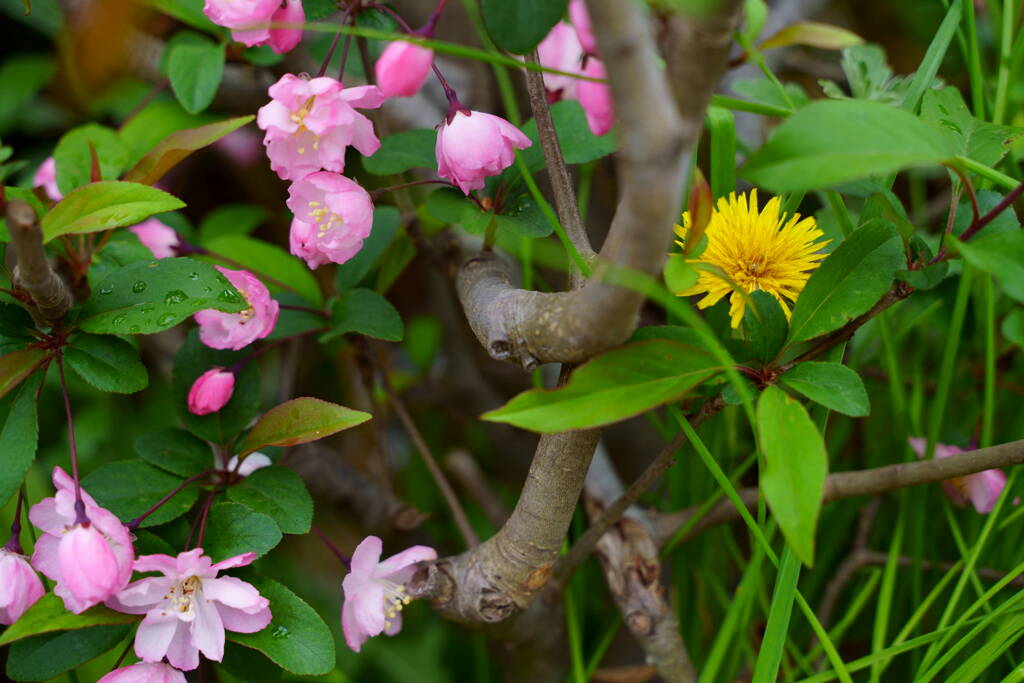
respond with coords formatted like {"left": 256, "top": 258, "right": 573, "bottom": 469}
{"left": 921, "top": 87, "right": 1022, "bottom": 168}
{"left": 120, "top": 99, "right": 217, "bottom": 165}
{"left": 198, "top": 203, "right": 267, "bottom": 242}
{"left": 483, "top": 339, "right": 721, "bottom": 433}
{"left": 322, "top": 288, "right": 403, "bottom": 342}
{"left": 0, "top": 594, "right": 140, "bottom": 646}
{"left": 757, "top": 385, "right": 827, "bottom": 566}
{"left": 0, "top": 55, "right": 55, "bottom": 135}
{"left": 336, "top": 206, "right": 401, "bottom": 291}
{"left": 203, "top": 502, "right": 282, "bottom": 562}
{"left": 203, "top": 235, "right": 322, "bottom": 306}
{"left": 787, "top": 219, "right": 903, "bottom": 342}
{"left": 82, "top": 460, "right": 199, "bottom": 527}
{"left": 0, "top": 348, "right": 46, "bottom": 401}
{"left": 952, "top": 190, "right": 1020, "bottom": 237}
{"left": 41, "top": 181, "right": 185, "bottom": 242}
{"left": 751, "top": 546, "right": 802, "bottom": 683}
{"left": 165, "top": 30, "right": 226, "bottom": 114}
{"left": 65, "top": 333, "right": 148, "bottom": 393}
{"left": 6, "top": 624, "right": 132, "bottom": 682}
{"left": 228, "top": 466, "right": 313, "bottom": 534}
{"left": 363, "top": 129, "right": 437, "bottom": 175}
{"left": 0, "top": 372, "right": 41, "bottom": 508}
{"left": 142, "top": 0, "right": 219, "bottom": 32}
{"left": 516, "top": 100, "right": 617, "bottom": 173}
{"left": 52, "top": 123, "right": 130, "bottom": 195}
{"left": 494, "top": 194, "right": 552, "bottom": 238}
{"left": 78, "top": 257, "right": 246, "bottom": 335}
{"left": 1002, "top": 309, "right": 1024, "bottom": 348}
{"left": 229, "top": 576, "right": 336, "bottom": 675}
{"left": 745, "top": 291, "right": 788, "bottom": 363}
{"left": 87, "top": 231, "right": 156, "bottom": 291}
{"left": 954, "top": 231, "right": 1024, "bottom": 303}
{"left": 135, "top": 427, "right": 212, "bottom": 477}
{"left": 425, "top": 187, "right": 467, "bottom": 224}
{"left": 481, "top": 0, "right": 568, "bottom": 54}
{"left": 664, "top": 254, "right": 698, "bottom": 294}
{"left": 0, "top": 302, "right": 36, "bottom": 352}
{"left": 742, "top": 99, "right": 956, "bottom": 193}
{"left": 237, "top": 397, "right": 372, "bottom": 456}
{"left": 780, "top": 361, "right": 869, "bottom": 417}
{"left": 122, "top": 115, "right": 254, "bottom": 186}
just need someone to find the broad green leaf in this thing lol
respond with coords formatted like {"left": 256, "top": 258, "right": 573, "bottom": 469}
{"left": 165, "top": 30, "right": 226, "bottom": 114}
{"left": 0, "top": 594, "right": 139, "bottom": 646}
{"left": 954, "top": 231, "right": 1024, "bottom": 303}
{"left": 228, "top": 465, "right": 313, "bottom": 534}
{"left": 745, "top": 291, "right": 788, "bottom": 363}
{"left": 203, "top": 235, "right": 322, "bottom": 306}
{"left": 82, "top": 460, "right": 199, "bottom": 527}
{"left": 53, "top": 123, "right": 130, "bottom": 195}
{"left": 0, "top": 55, "right": 54, "bottom": 134}
{"left": 120, "top": 100, "right": 216, "bottom": 165}
{"left": 336, "top": 206, "right": 401, "bottom": 290}
{"left": 229, "top": 577, "right": 336, "bottom": 675}
{"left": 198, "top": 203, "right": 267, "bottom": 242}
{"left": 135, "top": 427, "right": 212, "bottom": 477}
{"left": 664, "top": 254, "right": 699, "bottom": 293}
{"left": 0, "top": 302, "right": 36, "bottom": 351}
{"left": 203, "top": 502, "right": 282, "bottom": 562}
{"left": 780, "top": 361, "right": 869, "bottom": 417}
{"left": 921, "top": 87, "right": 1022, "bottom": 168}
{"left": 5, "top": 624, "right": 132, "bottom": 682}
{"left": 41, "top": 181, "right": 185, "bottom": 242}
{"left": 482, "top": 339, "right": 721, "bottom": 433}
{"left": 743, "top": 100, "right": 956, "bottom": 192}
{"left": 1003, "top": 310, "right": 1024, "bottom": 348}
{"left": 321, "top": 288, "right": 403, "bottom": 342}
{"left": 516, "top": 100, "right": 617, "bottom": 173}
{"left": 78, "top": 257, "right": 246, "bottom": 335}
{"left": 142, "top": 0, "right": 218, "bottom": 32}
{"left": 425, "top": 187, "right": 470, "bottom": 223}
{"left": 122, "top": 115, "right": 254, "bottom": 186}
{"left": 65, "top": 333, "right": 148, "bottom": 393}
{"left": 87, "top": 231, "right": 155, "bottom": 291}
{"left": 362, "top": 129, "right": 437, "bottom": 175}
{"left": 481, "top": 0, "right": 568, "bottom": 54}
{"left": 237, "top": 397, "right": 372, "bottom": 456}
{"left": 818, "top": 44, "right": 903, "bottom": 103}
{"left": 731, "top": 77, "right": 809, "bottom": 111}
{"left": 787, "top": 219, "right": 903, "bottom": 342}
{"left": 759, "top": 21, "right": 863, "bottom": 51}
{"left": 0, "top": 348, "right": 46, "bottom": 401}
{"left": 493, "top": 194, "right": 552, "bottom": 238}
{"left": 0, "top": 373, "right": 41, "bottom": 508}
{"left": 757, "top": 385, "right": 827, "bottom": 566}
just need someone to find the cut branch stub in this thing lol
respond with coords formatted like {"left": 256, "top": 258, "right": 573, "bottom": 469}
{"left": 5, "top": 199, "right": 72, "bottom": 326}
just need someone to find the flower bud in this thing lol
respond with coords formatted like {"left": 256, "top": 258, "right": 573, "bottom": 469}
{"left": 188, "top": 368, "right": 236, "bottom": 416}
{"left": 375, "top": 42, "right": 434, "bottom": 98}
{"left": 58, "top": 524, "right": 121, "bottom": 605}
{"left": 0, "top": 550, "right": 44, "bottom": 624}
{"left": 129, "top": 219, "right": 180, "bottom": 259}
{"left": 435, "top": 110, "right": 532, "bottom": 195}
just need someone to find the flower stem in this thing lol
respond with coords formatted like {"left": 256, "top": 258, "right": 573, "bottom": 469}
{"left": 369, "top": 179, "right": 453, "bottom": 200}
{"left": 3, "top": 489, "right": 25, "bottom": 553}
{"left": 56, "top": 353, "right": 88, "bottom": 526}
{"left": 319, "top": 1, "right": 359, "bottom": 78}
{"left": 421, "top": 0, "right": 450, "bottom": 36}
{"left": 229, "top": 327, "right": 328, "bottom": 374}
{"left": 127, "top": 470, "right": 215, "bottom": 530}
{"left": 311, "top": 525, "right": 351, "bottom": 569}
{"left": 278, "top": 303, "right": 330, "bottom": 319}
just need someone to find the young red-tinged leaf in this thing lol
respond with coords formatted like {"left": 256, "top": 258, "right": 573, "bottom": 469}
{"left": 122, "top": 115, "right": 254, "bottom": 187}
{"left": 237, "top": 397, "right": 371, "bottom": 455}
{"left": 759, "top": 21, "right": 864, "bottom": 51}
{"left": 0, "top": 347, "right": 46, "bottom": 400}
{"left": 757, "top": 385, "right": 827, "bottom": 567}
{"left": 0, "top": 594, "right": 140, "bottom": 646}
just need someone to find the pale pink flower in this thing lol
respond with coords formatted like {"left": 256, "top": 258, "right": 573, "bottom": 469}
{"left": 375, "top": 41, "right": 434, "bottom": 98}
{"left": 0, "top": 549, "right": 44, "bottom": 624}
{"left": 29, "top": 467, "right": 135, "bottom": 613}
{"left": 435, "top": 110, "right": 532, "bottom": 195}
{"left": 109, "top": 549, "right": 271, "bottom": 672}
{"left": 286, "top": 172, "right": 374, "bottom": 268}
{"left": 187, "top": 368, "right": 236, "bottom": 416}
{"left": 33, "top": 156, "right": 61, "bottom": 201}
{"left": 341, "top": 535, "right": 436, "bottom": 652}
{"left": 129, "top": 218, "right": 180, "bottom": 259}
{"left": 256, "top": 74, "right": 385, "bottom": 181}
{"left": 569, "top": 0, "right": 597, "bottom": 55}
{"left": 194, "top": 267, "right": 279, "bottom": 350}
{"left": 226, "top": 452, "right": 272, "bottom": 477}
{"left": 99, "top": 662, "right": 187, "bottom": 683}
{"left": 203, "top": 0, "right": 279, "bottom": 46}
{"left": 268, "top": 0, "right": 305, "bottom": 54}
{"left": 908, "top": 437, "right": 1008, "bottom": 513}
{"left": 577, "top": 58, "right": 613, "bottom": 136}
{"left": 536, "top": 22, "right": 584, "bottom": 99}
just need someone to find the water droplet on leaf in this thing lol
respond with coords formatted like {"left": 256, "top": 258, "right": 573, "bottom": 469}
{"left": 157, "top": 313, "right": 177, "bottom": 326}
{"left": 164, "top": 290, "right": 189, "bottom": 305}
{"left": 131, "top": 281, "right": 147, "bottom": 293}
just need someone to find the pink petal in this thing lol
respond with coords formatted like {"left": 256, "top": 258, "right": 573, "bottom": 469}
{"left": 350, "top": 536, "right": 383, "bottom": 575}
{"left": 216, "top": 603, "right": 272, "bottom": 633}
{"left": 135, "top": 612, "right": 180, "bottom": 663}
{"left": 191, "top": 592, "right": 226, "bottom": 662}
{"left": 376, "top": 545, "right": 438, "bottom": 580}
{"left": 210, "top": 552, "right": 258, "bottom": 574}
{"left": 165, "top": 619, "right": 201, "bottom": 671}
{"left": 202, "top": 576, "right": 264, "bottom": 609}
{"left": 965, "top": 469, "right": 1007, "bottom": 514}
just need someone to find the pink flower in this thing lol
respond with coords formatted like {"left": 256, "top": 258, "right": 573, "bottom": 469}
{"left": 29, "top": 467, "right": 135, "bottom": 613}
{"left": 256, "top": 74, "right": 385, "bottom": 181}
{"left": 129, "top": 218, "right": 180, "bottom": 259}
{"left": 286, "top": 172, "right": 374, "bottom": 269}
{"left": 203, "top": 0, "right": 279, "bottom": 46}
{"left": 194, "top": 267, "right": 279, "bottom": 350}
{"left": 577, "top": 58, "right": 613, "bottom": 136}
{"left": 435, "top": 110, "right": 532, "bottom": 195}
{"left": 268, "top": 0, "right": 305, "bottom": 54}
{"left": 341, "top": 536, "right": 436, "bottom": 652}
{"left": 226, "top": 452, "right": 272, "bottom": 477}
{"left": 109, "top": 549, "right": 271, "bottom": 672}
{"left": 569, "top": 0, "right": 597, "bottom": 55}
{"left": 536, "top": 22, "right": 584, "bottom": 99}
{"left": 375, "top": 41, "right": 434, "bottom": 98}
{"left": 188, "top": 368, "right": 236, "bottom": 416}
{"left": 0, "top": 549, "right": 44, "bottom": 624}
{"left": 908, "top": 437, "right": 1008, "bottom": 513}
{"left": 33, "top": 157, "right": 61, "bottom": 201}
{"left": 215, "top": 128, "right": 263, "bottom": 166}
{"left": 99, "top": 662, "right": 187, "bottom": 683}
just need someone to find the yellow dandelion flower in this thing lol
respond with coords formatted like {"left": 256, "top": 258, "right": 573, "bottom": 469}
{"left": 674, "top": 190, "right": 829, "bottom": 329}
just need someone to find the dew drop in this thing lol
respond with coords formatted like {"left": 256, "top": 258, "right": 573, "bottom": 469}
{"left": 98, "top": 286, "right": 113, "bottom": 295}
{"left": 270, "top": 625, "right": 290, "bottom": 639}
{"left": 164, "top": 290, "right": 189, "bottom": 305}
{"left": 187, "top": 271, "right": 200, "bottom": 280}
{"left": 140, "top": 304, "right": 155, "bottom": 314}
{"left": 129, "top": 325, "right": 141, "bottom": 333}
{"left": 112, "top": 314, "right": 128, "bottom": 326}
{"left": 131, "top": 281, "right": 147, "bottom": 294}
{"left": 157, "top": 313, "right": 177, "bottom": 327}
{"left": 218, "top": 289, "right": 242, "bottom": 304}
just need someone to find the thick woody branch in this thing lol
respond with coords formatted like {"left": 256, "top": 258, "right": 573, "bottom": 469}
{"left": 653, "top": 438, "right": 1024, "bottom": 546}
{"left": 5, "top": 199, "right": 72, "bottom": 326}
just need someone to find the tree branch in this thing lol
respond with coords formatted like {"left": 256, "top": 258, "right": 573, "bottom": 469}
{"left": 5, "top": 199, "right": 72, "bottom": 326}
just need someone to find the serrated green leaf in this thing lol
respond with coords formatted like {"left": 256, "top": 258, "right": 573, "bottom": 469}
{"left": 202, "top": 502, "right": 282, "bottom": 562}
{"left": 228, "top": 466, "right": 313, "bottom": 534}
{"left": 165, "top": 30, "right": 225, "bottom": 114}
{"left": 41, "top": 181, "right": 184, "bottom": 242}
{"left": 123, "top": 115, "right": 254, "bottom": 186}
{"left": 6, "top": 624, "right": 132, "bottom": 681}
{"left": 237, "top": 397, "right": 372, "bottom": 456}
{"left": 921, "top": 87, "right": 1022, "bottom": 168}
{"left": 481, "top": 0, "right": 568, "bottom": 54}
{"left": 336, "top": 206, "right": 401, "bottom": 291}
{"left": 0, "top": 594, "right": 140, "bottom": 646}
{"left": 322, "top": 288, "right": 403, "bottom": 342}
{"left": 0, "top": 372, "right": 41, "bottom": 508}
{"left": 135, "top": 427, "right": 212, "bottom": 477}
{"left": 745, "top": 290, "right": 788, "bottom": 363}
{"left": 780, "top": 361, "right": 869, "bottom": 417}
{"left": 362, "top": 129, "right": 437, "bottom": 175}
{"left": 53, "top": 123, "right": 129, "bottom": 195}
{"left": 198, "top": 203, "right": 267, "bottom": 242}
{"left": 82, "top": 460, "right": 199, "bottom": 527}
{"left": 65, "top": 333, "right": 148, "bottom": 393}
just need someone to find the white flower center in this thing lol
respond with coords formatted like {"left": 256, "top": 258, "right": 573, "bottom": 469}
{"left": 162, "top": 575, "right": 201, "bottom": 618}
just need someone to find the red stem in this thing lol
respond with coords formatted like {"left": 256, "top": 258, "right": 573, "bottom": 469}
{"left": 128, "top": 469, "right": 216, "bottom": 530}
{"left": 56, "top": 354, "right": 88, "bottom": 526}
{"left": 311, "top": 524, "right": 351, "bottom": 569}
{"left": 3, "top": 489, "right": 25, "bottom": 553}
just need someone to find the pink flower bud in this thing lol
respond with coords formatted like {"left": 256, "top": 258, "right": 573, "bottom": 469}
{"left": 99, "top": 662, "right": 187, "bottom": 683}
{"left": 128, "top": 218, "right": 180, "bottom": 259}
{"left": 0, "top": 550, "right": 45, "bottom": 624}
{"left": 203, "top": 0, "right": 280, "bottom": 46}
{"left": 194, "top": 267, "right": 279, "bottom": 350}
{"left": 569, "top": 0, "right": 597, "bottom": 55}
{"left": 188, "top": 368, "right": 236, "bottom": 416}
{"left": 59, "top": 524, "right": 122, "bottom": 606}
{"left": 435, "top": 110, "right": 532, "bottom": 195}
{"left": 33, "top": 157, "right": 62, "bottom": 201}
{"left": 268, "top": 0, "right": 304, "bottom": 54}
{"left": 286, "top": 172, "right": 374, "bottom": 269}
{"left": 577, "top": 58, "right": 614, "bottom": 136}
{"left": 375, "top": 41, "right": 434, "bottom": 98}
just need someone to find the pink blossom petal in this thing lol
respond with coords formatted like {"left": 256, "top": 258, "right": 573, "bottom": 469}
{"left": 192, "top": 592, "right": 226, "bottom": 662}
{"left": 135, "top": 612, "right": 180, "bottom": 663}
{"left": 216, "top": 603, "right": 272, "bottom": 633}
{"left": 210, "top": 552, "right": 258, "bottom": 573}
